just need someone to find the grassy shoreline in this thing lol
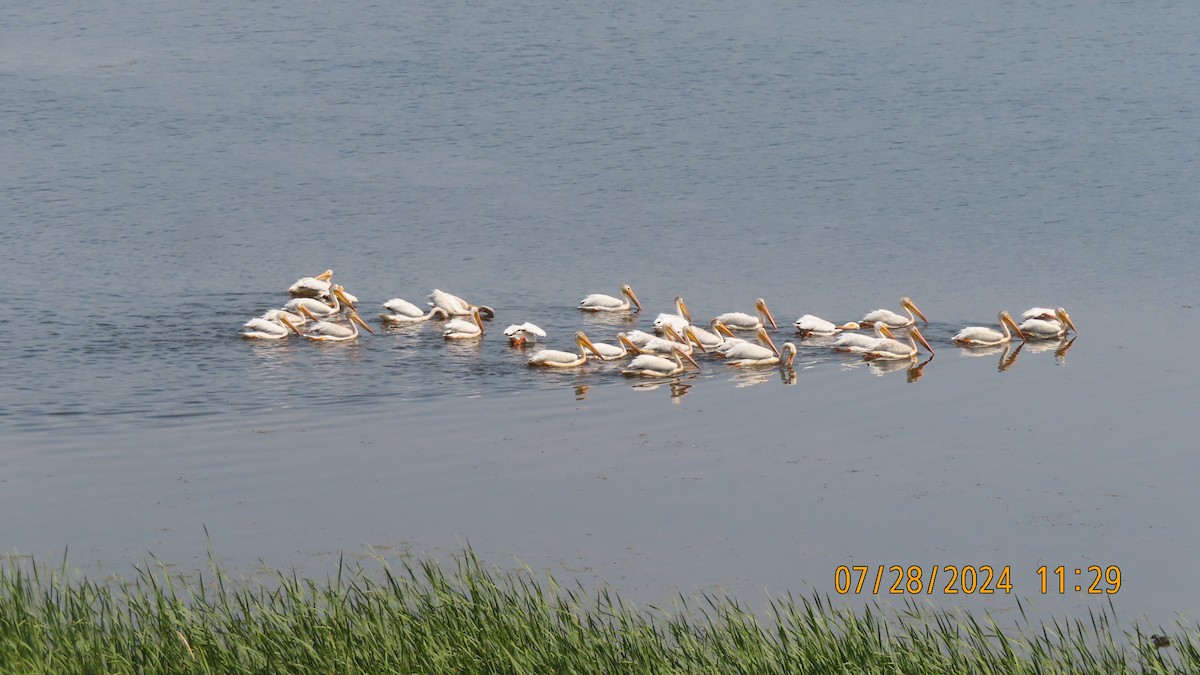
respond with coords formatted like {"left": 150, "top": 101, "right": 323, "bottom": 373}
{"left": 0, "top": 550, "right": 1192, "bottom": 674}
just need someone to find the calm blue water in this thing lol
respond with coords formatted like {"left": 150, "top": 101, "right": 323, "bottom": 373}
{"left": 3, "top": 0, "right": 1198, "bottom": 624}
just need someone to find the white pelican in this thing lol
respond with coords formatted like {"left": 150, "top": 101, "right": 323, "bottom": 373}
{"left": 636, "top": 325, "right": 702, "bottom": 355}
{"left": 860, "top": 297, "right": 928, "bottom": 328}
{"left": 716, "top": 327, "right": 778, "bottom": 361}
{"left": 443, "top": 307, "right": 486, "bottom": 339}
{"left": 296, "top": 308, "right": 375, "bottom": 342}
{"left": 578, "top": 332, "right": 641, "bottom": 360}
{"left": 622, "top": 346, "right": 701, "bottom": 378}
{"left": 831, "top": 323, "right": 893, "bottom": 353}
{"left": 429, "top": 289, "right": 496, "bottom": 319}
{"left": 729, "top": 342, "right": 797, "bottom": 368}
{"left": 240, "top": 313, "right": 303, "bottom": 340}
{"left": 683, "top": 320, "right": 735, "bottom": 350}
{"left": 794, "top": 315, "right": 860, "bottom": 337}
{"left": 953, "top": 311, "right": 1024, "bottom": 347}
{"left": 713, "top": 298, "right": 777, "bottom": 331}
{"left": 579, "top": 284, "right": 642, "bottom": 313}
{"left": 862, "top": 326, "right": 934, "bottom": 360}
{"left": 380, "top": 297, "right": 450, "bottom": 324}
{"left": 1017, "top": 307, "right": 1076, "bottom": 340}
{"left": 504, "top": 322, "right": 547, "bottom": 346}
{"left": 287, "top": 269, "right": 333, "bottom": 298}
{"left": 652, "top": 296, "right": 692, "bottom": 335}
{"left": 527, "top": 332, "right": 604, "bottom": 368}
{"left": 284, "top": 286, "right": 355, "bottom": 318}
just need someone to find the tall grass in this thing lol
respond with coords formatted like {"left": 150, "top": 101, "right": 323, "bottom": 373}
{"left": 0, "top": 549, "right": 1192, "bottom": 673}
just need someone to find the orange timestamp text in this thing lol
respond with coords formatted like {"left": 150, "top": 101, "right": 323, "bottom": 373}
{"left": 833, "top": 565, "right": 1122, "bottom": 595}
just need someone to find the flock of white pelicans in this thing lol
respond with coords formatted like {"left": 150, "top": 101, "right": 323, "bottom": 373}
{"left": 241, "top": 270, "right": 1078, "bottom": 378}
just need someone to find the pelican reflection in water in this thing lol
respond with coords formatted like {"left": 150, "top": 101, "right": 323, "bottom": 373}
{"left": 957, "top": 341, "right": 1023, "bottom": 372}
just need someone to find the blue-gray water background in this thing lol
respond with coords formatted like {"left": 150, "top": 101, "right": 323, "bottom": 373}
{"left": 3, "top": 0, "right": 1198, "bottom": 623}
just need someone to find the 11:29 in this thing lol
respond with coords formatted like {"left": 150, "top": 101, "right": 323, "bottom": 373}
{"left": 1036, "top": 565, "right": 1121, "bottom": 594}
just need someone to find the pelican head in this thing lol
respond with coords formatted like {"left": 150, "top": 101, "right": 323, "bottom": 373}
{"left": 999, "top": 310, "right": 1025, "bottom": 340}
{"left": 315, "top": 269, "right": 334, "bottom": 281}
{"left": 471, "top": 307, "right": 486, "bottom": 333}
{"left": 349, "top": 312, "right": 376, "bottom": 335}
{"left": 755, "top": 326, "right": 780, "bottom": 356}
{"left": 575, "top": 331, "right": 602, "bottom": 358}
{"left": 1055, "top": 308, "right": 1077, "bottom": 333}
{"left": 620, "top": 284, "right": 643, "bottom": 312}
{"left": 755, "top": 298, "right": 778, "bottom": 329}
{"left": 616, "top": 332, "right": 641, "bottom": 354}
{"left": 909, "top": 326, "right": 933, "bottom": 354}
{"left": 676, "top": 345, "right": 702, "bottom": 370}
{"left": 674, "top": 296, "right": 692, "bottom": 322}
{"left": 780, "top": 342, "right": 797, "bottom": 367}
{"left": 333, "top": 285, "right": 357, "bottom": 311}
{"left": 878, "top": 324, "right": 897, "bottom": 340}
{"left": 900, "top": 297, "right": 928, "bottom": 325}
{"left": 839, "top": 321, "right": 861, "bottom": 331}
{"left": 664, "top": 324, "right": 704, "bottom": 352}
{"left": 297, "top": 304, "right": 320, "bottom": 322}
{"left": 277, "top": 314, "right": 303, "bottom": 335}
{"left": 663, "top": 323, "right": 683, "bottom": 343}
{"left": 712, "top": 320, "right": 737, "bottom": 339}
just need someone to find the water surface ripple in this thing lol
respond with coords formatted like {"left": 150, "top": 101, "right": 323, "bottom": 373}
{"left": 2, "top": 0, "right": 1198, "bottom": 623}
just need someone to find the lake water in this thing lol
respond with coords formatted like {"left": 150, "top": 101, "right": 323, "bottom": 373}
{"left": 3, "top": 0, "right": 1198, "bottom": 625}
